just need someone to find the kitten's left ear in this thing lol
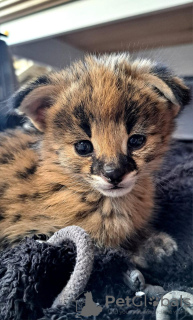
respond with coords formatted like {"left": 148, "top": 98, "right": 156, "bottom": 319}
{"left": 8, "top": 75, "right": 57, "bottom": 131}
{"left": 147, "top": 64, "right": 191, "bottom": 116}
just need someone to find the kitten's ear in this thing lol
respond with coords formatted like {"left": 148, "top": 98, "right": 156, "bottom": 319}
{"left": 10, "top": 75, "right": 57, "bottom": 131}
{"left": 148, "top": 64, "right": 191, "bottom": 116}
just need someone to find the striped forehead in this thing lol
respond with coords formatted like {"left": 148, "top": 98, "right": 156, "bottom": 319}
{"left": 54, "top": 57, "right": 158, "bottom": 138}
{"left": 71, "top": 84, "right": 150, "bottom": 139}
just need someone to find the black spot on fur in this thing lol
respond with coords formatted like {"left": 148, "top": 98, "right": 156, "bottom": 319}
{"left": 0, "top": 153, "right": 14, "bottom": 164}
{"left": 76, "top": 206, "right": 97, "bottom": 219}
{"left": 12, "top": 214, "right": 22, "bottom": 223}
{"left": 17, "top": 164, "right": 37, "bottom": 179}
{"left": 19, "top": 192, "right": 40, "bottom": 201}
{"left": 124, "top": 101, "right": 138, "bottom": 134}
{"left": 21, "top": 143, "right": 30, "bottom": 151}
{"left": 52, "top": 160, "right": 61, "bottom": 165}
{"left": 116, "top": 77, "right": 123, "bottom": 90}
{"left": 27, "top": 164, "right": 37, "bottom": 175}
{"left": 18, "top": 194, "right": 28, "bottom": 201}
{"left": 145, "top": 154, "right": 156, "bottom": 163}
{"left": 73, "top": 165, "right": 82, "bottom": 174}
{"left": 81, "top": 194, "right": 88, "bottom": 203}
{"left": 51, "top": 184, "right": 66, "bottom": 192}
{"left": 0, "top": 183, "right": 8, "bottom": 197}
{"left": 0, "top": 211, "right": 5, "bottom": 221}
{"left": 31, "top": 192, "right": 41, "bottom": 199}
{"left": 73, "top": 105, "right": 91, "bottom": 138}
{"left": 31, "top": 215, "right": 52, "bottom": 221}
{"left": 27, "top": 229, "right": 38, "bottom": 234}
{"left": 136, "top": 195, "right": 144, "bottom": 202}
{"left": 76, "top": 210, "right": 89, "bottom": 219}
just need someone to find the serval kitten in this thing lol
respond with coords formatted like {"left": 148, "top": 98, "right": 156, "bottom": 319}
{"left": 0, "top": 54, "right": 190, "bottom": 266}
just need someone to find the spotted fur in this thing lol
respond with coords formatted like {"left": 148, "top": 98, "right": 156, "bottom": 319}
{"left": 0, "top": 54, "right": 190, "bottom": 250}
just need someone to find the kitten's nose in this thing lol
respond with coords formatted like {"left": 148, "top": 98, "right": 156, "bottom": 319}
{"left": 102, "top": 164, "right": 125, "bottom": 185}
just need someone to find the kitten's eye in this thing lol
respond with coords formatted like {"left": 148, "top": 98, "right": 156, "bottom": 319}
{"left": 128, "top": 134, "right": 146, "bottom": 149}
{"left": 75, "top": 140, "right": 93, "bottom": 156}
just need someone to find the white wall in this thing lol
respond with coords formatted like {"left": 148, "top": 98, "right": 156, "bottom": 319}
{"left": 132, "top": 44, "right": 193, "bottom": 76}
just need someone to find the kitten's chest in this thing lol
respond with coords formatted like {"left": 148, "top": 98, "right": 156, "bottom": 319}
{"left": 93, "top": 195, "right": 153, "bottom": 246}
{"left": 55, "top": 187, "right": 154, "bottom": 247}
{"left": 35, "top": 175, "right": 154, "bottom": 247}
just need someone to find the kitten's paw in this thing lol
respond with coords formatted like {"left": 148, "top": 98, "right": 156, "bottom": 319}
{"left": 123, "top": 269, "right": 145, "bottom": 291}
{"left": 132, "top": 232, "right": 178, "bottom": 268}
{"left": 145, "top": 232, "right": 178, "bottom": 262}
{"left": 123, "top": 269, "right": 165, "bottom": 297}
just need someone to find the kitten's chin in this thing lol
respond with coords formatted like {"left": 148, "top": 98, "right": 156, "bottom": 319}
{"left": 98, "top": 185, "right": 134, "bottom": 198}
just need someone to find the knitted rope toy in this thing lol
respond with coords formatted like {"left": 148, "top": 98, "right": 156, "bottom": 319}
{"left": 47, "top": 226, "right": 94, "bottom": 308}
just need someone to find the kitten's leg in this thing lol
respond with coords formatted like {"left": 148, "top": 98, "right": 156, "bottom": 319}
{"left": 123, "top": 232, "right": 175, "bottom": 295}
{"left": 131, "top": 232, "right": 178, "bottom": 269}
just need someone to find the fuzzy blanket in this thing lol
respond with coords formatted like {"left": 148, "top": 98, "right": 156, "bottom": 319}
{"left": 0, "top": 141, "right": 192, "bottom": 320}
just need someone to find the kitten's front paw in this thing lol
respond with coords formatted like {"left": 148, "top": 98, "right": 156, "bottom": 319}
{"left": 123, "top": 269, "right": 145, "bottom": 291}
{"left": 132, "top": 232, "right": 178, "bottom": 268}
{"left": 123, "top": 269, "right": 165, "bottom": 297}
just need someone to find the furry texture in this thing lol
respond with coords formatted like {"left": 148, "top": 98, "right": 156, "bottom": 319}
{"left": 0, "top": 141, "right": 192, "bottom": 320}
{"left": 0, "top": 54, "right": 190, "bottom": 251}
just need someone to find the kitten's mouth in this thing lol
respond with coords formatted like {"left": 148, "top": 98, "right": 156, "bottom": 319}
{"left": 92, "top": 172, "right": 137, "bottom": 198}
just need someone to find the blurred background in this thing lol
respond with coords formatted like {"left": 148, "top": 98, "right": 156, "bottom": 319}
{"left": 0, "top": 0, "right": 192, "bottom": 138}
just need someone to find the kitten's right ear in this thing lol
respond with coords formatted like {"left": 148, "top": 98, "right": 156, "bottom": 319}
{"left": 150, "top": 64, "right": 191, "bottom": 115}
{"left": 9, "top": 75, "right": 57, "bottom": 132}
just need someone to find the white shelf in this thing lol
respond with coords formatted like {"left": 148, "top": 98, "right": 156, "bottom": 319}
{"left": 1, "top": 0, "right": 192, "bottom": 45}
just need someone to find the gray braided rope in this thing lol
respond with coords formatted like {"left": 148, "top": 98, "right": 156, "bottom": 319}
{"left": 47, "top": 226, "right": 94, "bottom": 308}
